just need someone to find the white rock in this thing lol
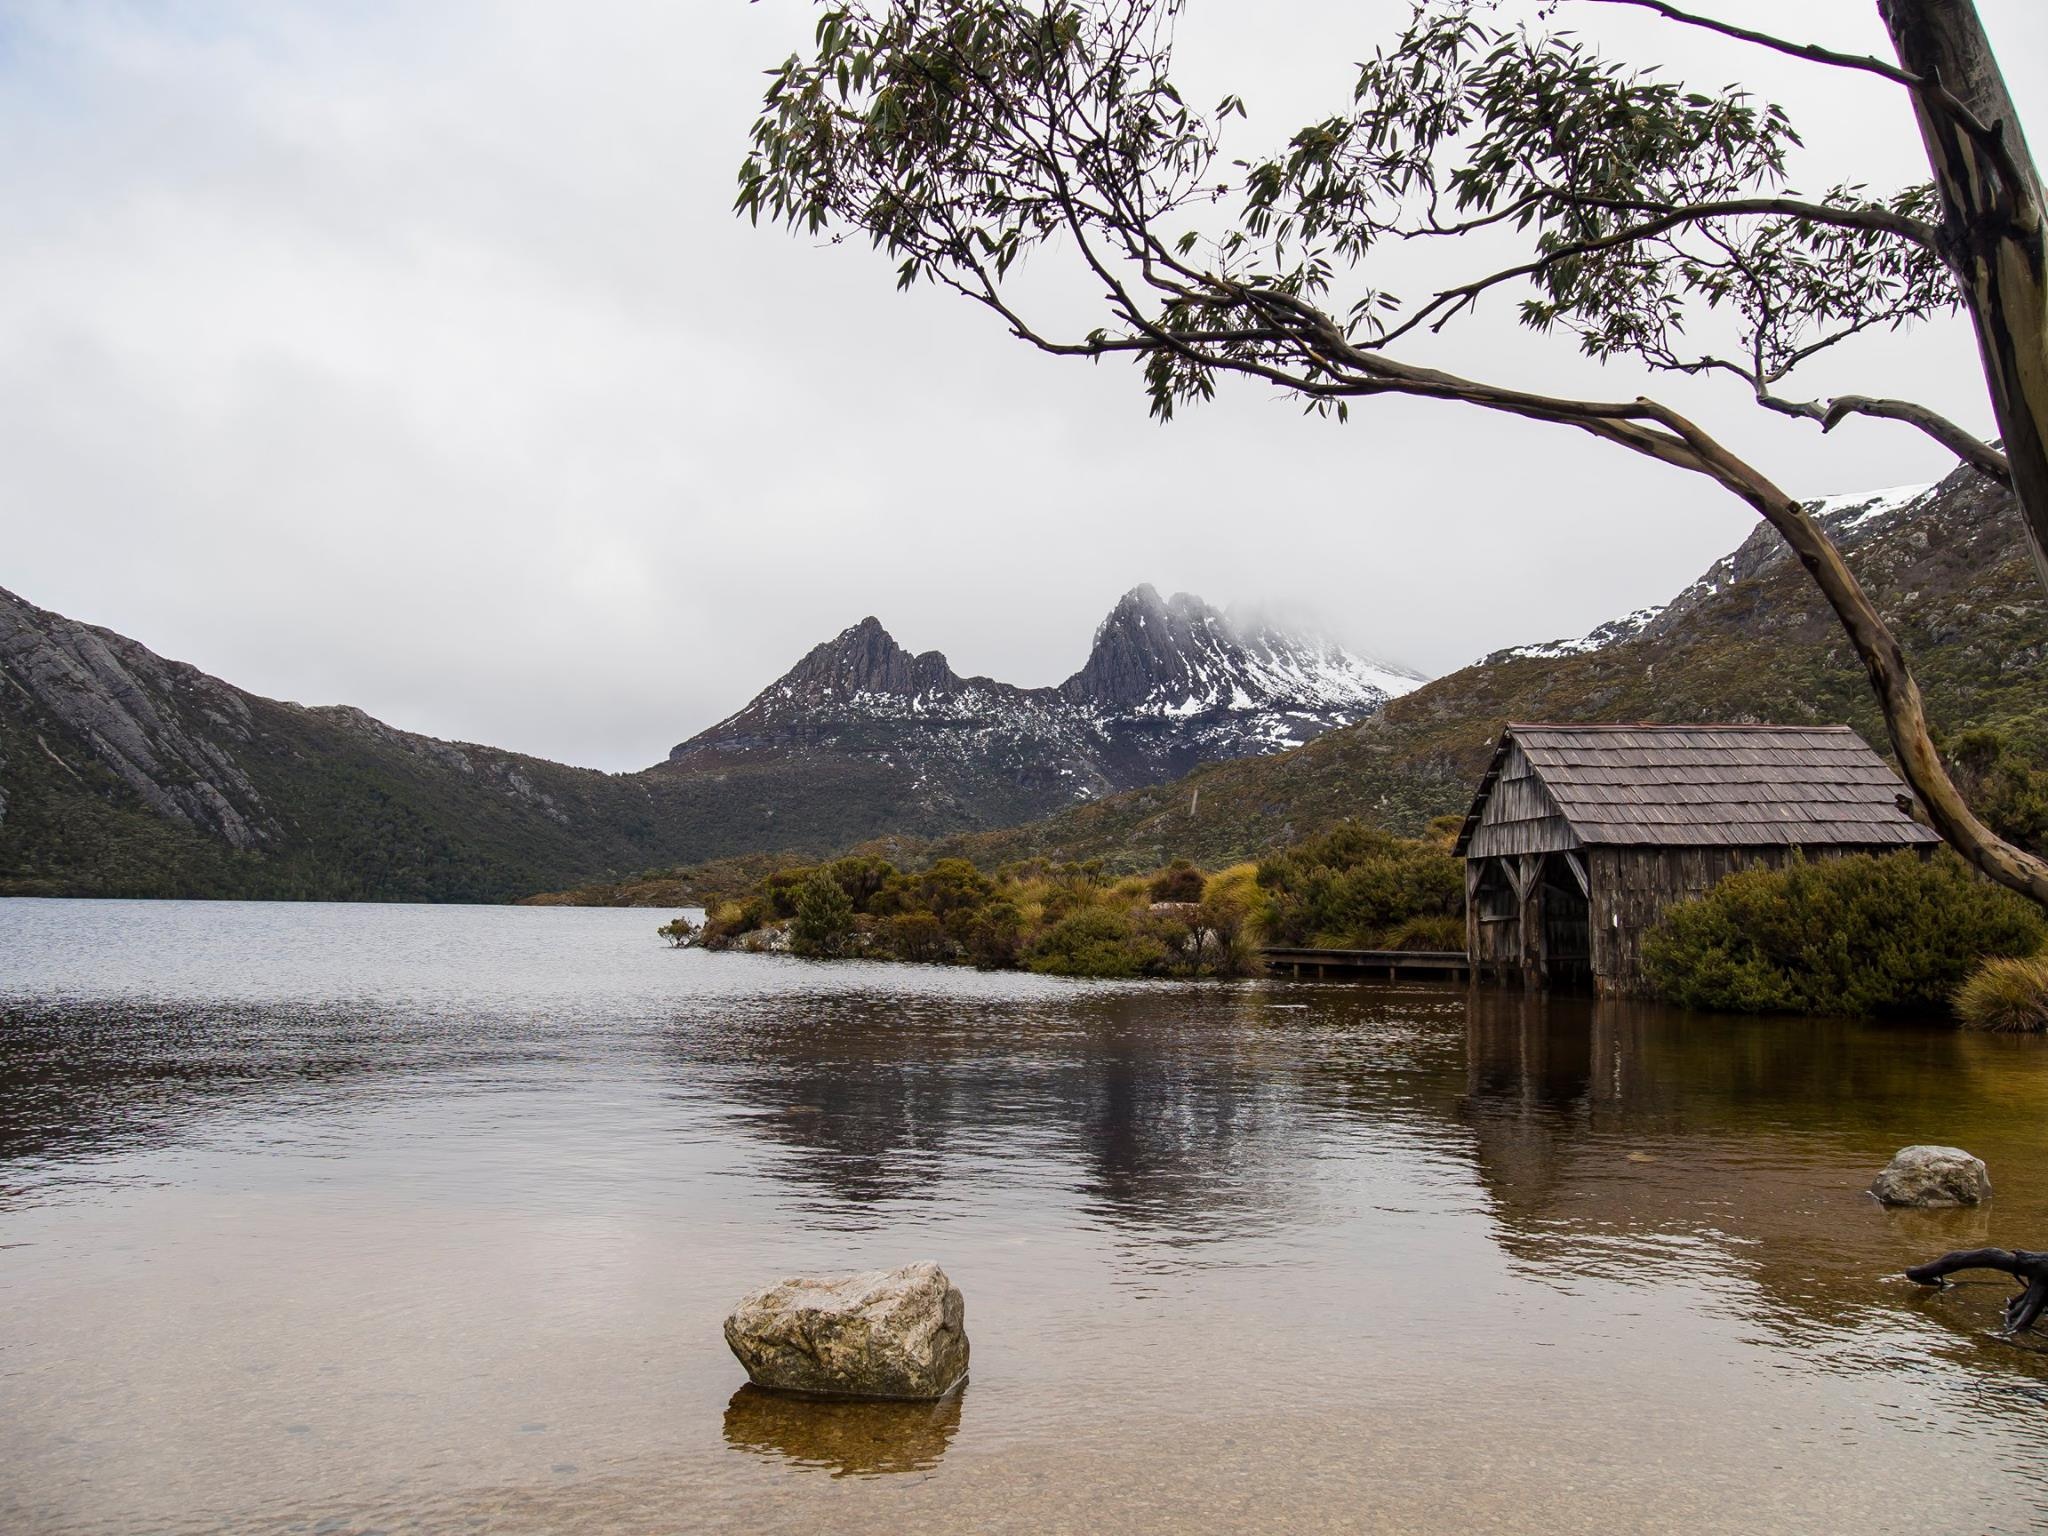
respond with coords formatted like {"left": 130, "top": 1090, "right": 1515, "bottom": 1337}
{"left": 724, "top": 1261, "right": 969, "bottom": 1400}
{"left": 1870, "top": 1145, "right": 1992, "bottom": 1207}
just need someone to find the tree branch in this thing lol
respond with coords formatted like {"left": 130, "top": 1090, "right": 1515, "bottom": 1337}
{"left": 1811, "top": 395, "right": 2011, "bottom": 483}
{"left": 1907, "top": 1248, "right": 2048, "bottom": 1334}
{"left": 1370, "top": 196, "right": 1939, "bottom": 349}
{"left": 1587, "top": 0, "right": 2032, "bottom": 202}
{"left": 1540, "top": 189, "right": 1942, "bottom": 251}
{"left": 1583, "top": 0, "right": 1926, "bottom": 90}
{"left": 1671, "top": 351, "right": 2010, "bottom": 484}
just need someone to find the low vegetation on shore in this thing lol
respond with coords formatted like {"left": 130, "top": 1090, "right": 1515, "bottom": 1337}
{"left": 672, "top": 822, "right": 1467, "bottom": 980}
{"left": 1643, "top": 851, "right": 2047, "bottom": 1019}
{"left": 656, "top": 823, "right": 2048, "bottom": 1025}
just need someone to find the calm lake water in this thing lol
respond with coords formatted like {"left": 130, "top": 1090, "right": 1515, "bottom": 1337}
{"left": 5, "top": 900, "right": 2048, "bottom": 1534}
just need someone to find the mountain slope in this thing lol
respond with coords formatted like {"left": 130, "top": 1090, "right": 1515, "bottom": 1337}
{"left": 0, "top": 582, "right": 1415, "bottom": 899}
{"left": 920, "top": 465, "right": 2047, "bottom": 872}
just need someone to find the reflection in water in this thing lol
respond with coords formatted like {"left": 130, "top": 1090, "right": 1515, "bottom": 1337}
{"left": 702, "top": 988, "right": 1468, "bottom": 1250}
{"left": 9, "top": 900, "right": 2048, "bottom": 1533}
{"left": 722, "top": 1385, "right": 963, "bottom": 1478}
{"left": 1458, "top": 990, "right": 2048, "bottom": 1385}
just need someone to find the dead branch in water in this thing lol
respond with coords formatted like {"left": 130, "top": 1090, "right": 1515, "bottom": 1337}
{"left": 1906, "top": 1248, "right": 2048, "bottom": 1334}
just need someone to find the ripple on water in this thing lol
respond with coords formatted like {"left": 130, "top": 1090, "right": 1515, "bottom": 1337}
{"left": 4, "top": 899, "right": 2048, "bottom": 1534}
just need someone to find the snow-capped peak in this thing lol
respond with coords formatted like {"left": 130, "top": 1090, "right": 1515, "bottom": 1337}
{"left": 1809, "top": 481, "right": 1938, "bottom": 531}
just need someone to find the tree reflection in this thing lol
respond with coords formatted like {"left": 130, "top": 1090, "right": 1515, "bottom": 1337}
{"left": 1457, "top": 990, "right": 2048, "bottom": 1370}
{"left": 692, "top": 987, "right": 1445, "bottom": 1240}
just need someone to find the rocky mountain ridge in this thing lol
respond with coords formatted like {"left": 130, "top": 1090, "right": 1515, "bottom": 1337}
{"left": 13, "top": 466, "right": 2036, "bottom": 902}
{"left": 918, "top": 464, "right": 2046, "bottom": 873}
{"left": 0, "top": 579, "right": 1416, "bottom": 899}
{"left": 669, "top": 584, "right": 1421, "bottom": 801}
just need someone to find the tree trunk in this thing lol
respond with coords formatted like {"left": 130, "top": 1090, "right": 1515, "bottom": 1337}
{"left": 1881, "top": 0, "right": 2048, "bottom": 591}
{"left": 1668, "top": 420, "right": 2048, "bottom": 904}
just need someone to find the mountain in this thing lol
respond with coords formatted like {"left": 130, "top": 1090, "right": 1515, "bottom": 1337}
{"left": 0, "top": 582, "right": 1414, "bottom": 900}
{"left": 915, "top": 464, "right": 2048, "bottom": 873}
{"left": 21, "top": 461, "right": 2038, "bottom": 907}
{"left": 662, "top": 585, "right": 1421, "bottom": 822}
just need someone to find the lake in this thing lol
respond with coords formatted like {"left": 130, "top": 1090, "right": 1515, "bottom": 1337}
{"left": 4, "top": 899, "right": 2048, "bottom": 1534}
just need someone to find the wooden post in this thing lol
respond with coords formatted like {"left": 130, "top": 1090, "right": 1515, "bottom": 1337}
{"left": 1518, "top": 852, "right": 1547, "bottom": 992}
{"left": 1464, "top": 858, "right": 1482, "bottom": 978}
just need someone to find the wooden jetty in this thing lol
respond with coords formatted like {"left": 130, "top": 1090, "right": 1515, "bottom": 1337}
{"left": 1261, "top": 947, "right": 1473, "bottom": 982}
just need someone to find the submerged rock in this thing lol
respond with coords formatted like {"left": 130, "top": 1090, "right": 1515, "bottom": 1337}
{"left": 724, "top": 1262, "right": 969, "bottom": 1401}
{"left": 1870, "top": 1145, "right": 1992, "bottom": 1207}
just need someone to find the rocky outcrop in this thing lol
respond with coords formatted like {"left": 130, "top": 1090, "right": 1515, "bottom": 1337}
{"left": 723, "top": 1261, "right": 970, "bottom": 1400}
{"left": 1871, "top": 1145, "right": 1992, "bottom": 1207}
{"left": 0, "top": 586, "right": 274, "bottom": 848}
{"left": 778, "top": 616, "right": 966, "bottom": 701}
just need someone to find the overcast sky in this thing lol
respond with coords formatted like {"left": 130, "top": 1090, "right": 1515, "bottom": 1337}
{"left": 4, "top": 0, "right": 2044, "bottom": 771}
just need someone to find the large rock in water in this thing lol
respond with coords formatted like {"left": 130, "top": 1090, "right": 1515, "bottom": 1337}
{"left": 723, "top": 1262, "right": 969, "bottom": 1400}
{"left": 1870, "top": 1146, "right": 1992, "bottom": 1207}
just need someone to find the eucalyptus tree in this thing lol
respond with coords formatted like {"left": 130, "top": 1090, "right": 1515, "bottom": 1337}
{"left": 737, "top": 0, "right": 2048, "bottom": 903}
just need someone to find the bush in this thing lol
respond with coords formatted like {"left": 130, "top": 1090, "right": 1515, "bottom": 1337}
{"left": 826, "top": 854, "right": 898, "bottom": 910}
{"left": 1948, "top": 728, "right": 2048, "bottom": 855}
{"left": 1955, "top": 954, "right": 2048, "bottom": 1032}
{"left": 963, "top": 900, "right": 1025, "bottom": 969}
{"left": 1148, "top": 859, "right": 1207, "bottom": 904}
{"left": 882, "top": 911, "right": 952, "bottom": 963}
{"left": 912, "top": 858, "right": 996, "bottom": 916}
{"left": 1024, "top": 907, "right": 1164, "bottom": 978}
{"left": 1644, "top": 851, "right": 2046, "bottom": 1017}
{"left": 700, "top": 896, "right": 768, "bottom": 949}
{"left": 790, "top": 870, "right": 857, "bottom": 957}
{"left": 657, "top": 915, "right": 697, "bottom": 948}
{"left": 1257, "top": 823, "right": 1463, "bottom": 948}
{"left": 1383, "top": 913, "right": 1466, "bottom": 952}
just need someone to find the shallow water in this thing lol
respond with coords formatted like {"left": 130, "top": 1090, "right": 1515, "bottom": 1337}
{"left": 4, "top": 899, "right": 2048, "bottom": 1534}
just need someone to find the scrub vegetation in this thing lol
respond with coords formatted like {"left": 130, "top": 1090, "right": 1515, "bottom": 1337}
{"left": 1643, "top": 852, "right": 2045, "bottom": 1018}
{"left": 684, "top": 826, "right": 1467, "bottom": 979}
{"left": 1954, "top": 955, "right": 2048, "bottom": 1033}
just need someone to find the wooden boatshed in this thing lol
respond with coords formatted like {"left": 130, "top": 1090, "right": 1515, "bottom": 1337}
{"left": 1453, "top": 724, "right": 1940, "bottom": 995}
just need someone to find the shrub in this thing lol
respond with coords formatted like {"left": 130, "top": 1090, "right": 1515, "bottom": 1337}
{"left": 882, "top": 911, "right": 952, "bottom": 963}
{"left": 912, "top": 858, "right": 996, "bottom": 916}
{"left": 1644, "top": 851, "right": 2046, "bottom": 1017}
{"left": 1948, "top": 728, "right": 2048, "bottom": 855}
{"left": 1023, "top": 907, "right": 1164, "bottom": 978}
{"left": 761, "top": 865, "right": 820, "bottom": 919}
{"left": 1203, "top": 863, "right": 1270, "bottom": 931}
{"left": 1194, "top": 888, "right": 1264, "bottom": 977}
{"left": 700, "top": 896, "right": 768, "bottom": 949}
{"left": 1955, "top": 954, "right": 2048, "bottom": 1032}
{"left": 826, "top": 854, "right": 898, "bottom": 911}
{"left": 1383, "top": 913, "right": 1466, "bottom": 952}
{"left": 1257, "top": 823, "right": 1463, "bottom": 948}
{"left": 657, "top": 915, "right": 697, "bottom": 948}
{"left": 964, "top": 900, "right": 1025, "bottom": 969}
{"left": 1148, "top": 860, "right": 1207, "bottom": 904}
{"left": 790, "top": 870, "right": 857, "bottom": 957}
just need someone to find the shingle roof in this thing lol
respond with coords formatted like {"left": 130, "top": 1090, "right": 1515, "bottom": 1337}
{"left": 1456, "top": 723, "right": 1941, "bottom": 852}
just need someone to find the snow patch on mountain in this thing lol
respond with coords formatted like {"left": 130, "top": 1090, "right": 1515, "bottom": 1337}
{"left": 668, "top": 587, "right": 1426, "bottom": 806}
{"left": 1489, "top": 607, "right": 1665, "bottom": 664}
{"left": 1477, "top": 481, "right": 1946, "bottom": 669}
{"left": 1812, "top": 481, "right": 1938, "bottom": 530}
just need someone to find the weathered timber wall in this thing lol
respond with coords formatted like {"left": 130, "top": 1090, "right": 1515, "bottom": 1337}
{"left": 1586, "top": 846, "right": 1785, "bottom": 996}
{"left": 1465, "top": 743, "right": 1579, "bottom": 858}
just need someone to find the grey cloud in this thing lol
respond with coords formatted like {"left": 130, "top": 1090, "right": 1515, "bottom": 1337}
{"left": 1, "top": 0, "right": 2040, "bottom": 769}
